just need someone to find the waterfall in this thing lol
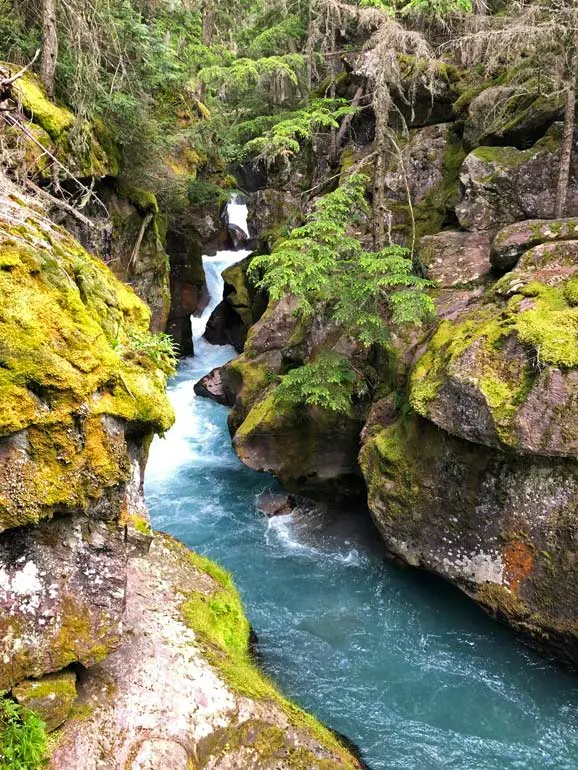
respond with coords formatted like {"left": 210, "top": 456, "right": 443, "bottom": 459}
{"left": 190, "top": 198, "right": 251, "bottom": 345}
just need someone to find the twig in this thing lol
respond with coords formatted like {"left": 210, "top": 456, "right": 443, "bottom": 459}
{"left": 24, "top": 179, "right": 96, "bottom": 230}
{"left": 2, "top": 112, "right": 109, "bottom": 216}
{"left": 128, "top": 212, "right": 153, "bottom": 269}
{"left": 0, "top": 50, "right": 40, "bottom": 87}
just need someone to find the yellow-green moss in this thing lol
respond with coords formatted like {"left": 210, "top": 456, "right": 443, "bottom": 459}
{"left": 179, "top": 545, "right": 360, "bottom": 769}
{"left": 0, "top": 193, "right": 174, "bottom": 531}
{"left": 410, "top": 275, "right": 578, "bottom": 445}
{"left": 10, "top": 70, "right": 74, "bottom": 139}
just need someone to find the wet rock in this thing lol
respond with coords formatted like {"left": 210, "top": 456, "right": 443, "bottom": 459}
{"left": 194, "top": 366, "right": 236, "bottom": 407}
{"left": 360, "top": 411, "right": 578, "bottom": 669}
{"left": 456, "top": 127, "right": 578, "bottom": 231}
{"left": 48, "top": 533, "right": 363, "bottom": 770}
{"left": 166, "top": 231, "right": 206, "bottom": 357}
{"left": 419, "top": 230, "right": 493, "bottom": 286}
{"left": 256, "top": 492, "right": 297, "bottom": 517}
{"left": 204, "top": 257, "right": 267, "bottom": 353}
{"left": 12, "top": 671, "right": 77, "bottom": 732}
{"left": 227, "top": 223, "right": 248, "bottom": 250}
{"left": 491, "top": 218, "right": 578, "bottom": 273}
{"left": 234, "top": 395, "right": 365, "bottom": 500}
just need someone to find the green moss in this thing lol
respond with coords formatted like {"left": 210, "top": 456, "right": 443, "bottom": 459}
{"left": 359, "top": 414, "right": 420, "bottom": 523}
{"left": 117, "top": 185, "right": 159, "bottom": 215}
{"left": 10, "top": 70, "right": 74, "bottom": 139}
{"left": 0, "top": 194, "right": 173, "bottom": 531}
{"left": 235, "top": 390, "right": 279, "bottom": 438}
{"left": 564, "top": 277, "right": 578, "bottom": 307}
{"left": 179, "top": 546, "right": 360, "bottom": 769}
{"left": 410, "top": 272, "right": 578, "bottom": 446}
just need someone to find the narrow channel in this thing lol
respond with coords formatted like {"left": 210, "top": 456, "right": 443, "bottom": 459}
{"left": 145, "top": 202, "right": 578, "bottom": 770}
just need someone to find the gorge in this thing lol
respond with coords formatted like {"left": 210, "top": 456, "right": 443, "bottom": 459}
{"left": 3, "top": 0, "right": 578, "bottom": 767}
{"left": 146, "top": 204, "right": 578, "bottom": 770}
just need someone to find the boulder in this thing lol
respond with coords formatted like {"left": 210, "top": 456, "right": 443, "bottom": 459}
{"left": 378, "top": 123, "right": 465, "bottom": 244}
{"left": 491, "top": 218, "right": 578, "bottom": 272}
{"left": 456, "top": 127, "right": 578, "bottom": 231}
{"left": 204, "top": 256, "right": 267, "bottom": 353}
{"left": 234, "top": 392, "right": 365, "bottom": 499}
{"left": 410, "top": 239, "right": 578, "bottom": 457}
{"left": 419, "top": 230, "right": 493, "bottom": 286}
{"left": 48, "top": 534, "right": 363, "bottom": 770}
{"left": 463, "top": 85, "right": 564, "bottom": 150}
{"left": 256, "top": 492, "right": 297, "bottom": 517}
{"left": 360, "top": 412, "right": 578, "bottom": 669}
{"left": 194, "top": 366, "right": 236, "bottom": 407}
{"left": 12, "top": 671, "right": 77, "bottom": 732}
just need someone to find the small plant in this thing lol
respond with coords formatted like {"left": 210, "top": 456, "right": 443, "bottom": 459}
{"left": 118, "top": 330, "right": 178, "bottom": 377}
{"left": 0, "top": 699, "right": 47, "bottom": 770}
{"left": 274, "top": 351, "right": 358, "bottom": 413}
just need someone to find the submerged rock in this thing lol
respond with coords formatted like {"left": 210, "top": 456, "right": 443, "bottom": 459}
{"left": 48, "top": 533, "right": 364, "bottom": 770}
{"left": 256, "top": 492, "right": 297, "bottom": 517}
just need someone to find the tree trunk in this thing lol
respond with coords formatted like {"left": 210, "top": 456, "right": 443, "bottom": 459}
{"left": 555, "top": 49, "right": 578, "bottom": 218}
{"left": 372, "top": 86, "right": 391, "bottom": 250}
{"left": 41, "top": 0, "right": 58, "bottom": 97}
{"left": 202, "top": 7, "right": 216, "bottom": 46}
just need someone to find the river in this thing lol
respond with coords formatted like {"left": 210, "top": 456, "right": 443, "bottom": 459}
{"left": 145, "top": 202, "right": 578, "bottom": 770}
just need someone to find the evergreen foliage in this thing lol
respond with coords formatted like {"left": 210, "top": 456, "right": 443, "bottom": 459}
{"left": 250, "top": 174, "right": 435, "bottom": 342}
{"left": 250, "top": 175, "right": 435, "bottom": 412}
{"left": 0, "top": 699, "right": 47, "bottom": 770}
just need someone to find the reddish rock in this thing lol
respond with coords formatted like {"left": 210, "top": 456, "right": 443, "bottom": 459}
{"left": 491, "top": 218, "right": 578, "bottom": 272}
{"left": 419, "top": 230, "right": 493, "bottom": 286}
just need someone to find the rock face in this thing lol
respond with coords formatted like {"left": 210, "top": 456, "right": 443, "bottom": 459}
{"left": 359, "top": 199, "right": 578, "bottom": 667}
{"left": 204, "top": 257, "right": 267, "bottom": 352}
{"left": 0, "top": 179, "right": 172, "bottom": 707}
{"left": 456, "top": 128, "right": 578, "bottom": 230}
{"left": 49, "top": 533, "right": 363, "bottom": 770}
{"left": 166, "top": 230, "right": 206, "bottom": 356}
{"left": 198, "top": 296, "right": 369, "bottom": 499}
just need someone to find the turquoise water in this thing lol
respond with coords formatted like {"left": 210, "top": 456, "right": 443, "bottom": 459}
{"left": 145, "top": 246, "right": 578, "bottom": 770}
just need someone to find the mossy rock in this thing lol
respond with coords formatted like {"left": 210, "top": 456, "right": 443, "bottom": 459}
{"left": 491, "top": 217, "right": 578, "bottom": 272}
{"left": 12, "top": 670, "right": 77, "bottom": 732}
{"left": 0, "top": 187, "right": 173, "bottom": 532}
{"left": 456, "top": 126, "right": 578, "bottom": 231}
{"left": 360, "top": 410, "right": 578, "bottom": 670}
{"left": 4, "top": 64, "right": 118, "bottom": 179}
{"left": 410, "top": 267, "right": 578, "bottom": 456}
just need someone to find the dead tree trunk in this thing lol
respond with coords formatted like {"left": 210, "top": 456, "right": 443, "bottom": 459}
{"left": 41, "top": 0, "right": 58, "bottom": 97}
{"left": 555, "top": 48, "right": 578, "bottom": 218}
{"left": 202, "top": 7, "right": 216, "bottom": 47}
{"left": 372, "top": 85, "right": 391, "bottom": 250}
